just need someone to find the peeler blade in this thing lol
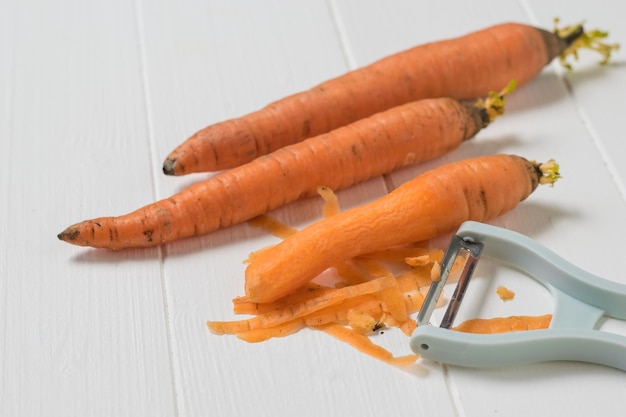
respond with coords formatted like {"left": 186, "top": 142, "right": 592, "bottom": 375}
{"left": 439, "top": 237, "right": 484, "bottom": 328}
{"left": 416, "top": 235, "right": 483, "bottom": 328}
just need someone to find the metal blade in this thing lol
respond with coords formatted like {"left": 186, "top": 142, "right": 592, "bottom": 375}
{"left": 416, "top": 234, "right": 483, "bottom": 328}
{"left": 439, "top": 238, "right": 484, "bottom": 329}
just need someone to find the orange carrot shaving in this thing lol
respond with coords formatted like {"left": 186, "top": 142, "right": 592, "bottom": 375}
{"left": 248, "top": 214, "right": 298, "bottom": 239}
{"left": 317, "top": 185, "right": 340, "bottom": 218}
{"left": 405, "top": 249, "right": 444, "bottom": 267}
{"left": 231, "top": 283, "right": 327, "bottom": 315}
{"left": 378, "top": 282, "right": 410, "bottom": 329}
{"left": 313, "top": 323, "right": 420, "bottom": 366}
{"left": 430, "top": 261, "right": 442, "bottom": 283}
{"left": 208, "top": 273, "right": 426, "bottom": 364}
{"left": 496, "top": 285, "right": 516, "bottom": 301}
{"left": 333, "top": 261, "right": 373, "bottom": 286}
{"left": 208, "top": 276, "right": 397, "bottom": 335}
{"left": 304, "top": 296, "right": 384, "bottom": 328}
{"left": 346, "top": 309, "right": 386, "bottom": 335}
{"left": 453, "top": 314, "right": 552, "bottom": 333}
{"left": 234, "top": 319, "right": 306, "bottom": 343}
{"left": 396, "top": 269, "right": 430, "bottom": 292}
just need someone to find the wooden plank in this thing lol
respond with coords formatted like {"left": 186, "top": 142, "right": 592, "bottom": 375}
{"left": 0, "top": 0, "right": 176, "bottom": 415}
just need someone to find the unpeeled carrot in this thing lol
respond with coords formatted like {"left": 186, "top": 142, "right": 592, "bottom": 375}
{"left": 58, "top": 91, "right": 506, "bottom": 250}
{"left": 244, "top": 154, "right": 560, "bottom": 303}
{"left": 162, "top": 20, "right": 613, "bottom": 175}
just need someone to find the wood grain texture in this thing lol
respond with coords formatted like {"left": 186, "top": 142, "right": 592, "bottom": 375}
{"left": 1, "top": 0, "right": 625, "bottom": 416}
{"left": 0, "top": 0, "right": 175, "bottom": 416}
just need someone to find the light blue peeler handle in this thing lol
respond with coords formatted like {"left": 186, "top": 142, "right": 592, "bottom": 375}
{"left": 410, "top": 221, "right": 626, "bottom": 371}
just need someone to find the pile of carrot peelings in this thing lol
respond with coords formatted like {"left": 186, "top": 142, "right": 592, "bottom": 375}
{"left": 208, "top": 187, "right": 458, "bottom": 366}
{"left": 207, "top": 187, "right": 552, "bottom": 365}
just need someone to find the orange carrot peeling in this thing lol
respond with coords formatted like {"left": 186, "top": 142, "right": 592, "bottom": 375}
{"left": 58, "top": 89, "right": 508, "bottom": 250}
{"left": 244, "top": 155, "right": 561, "bottom": 303}
{"left": 208, "top": 275, "right": 397, "bottom": 335}
{"left": 313, "top": 323, "right": 420, "bottom": 366}
{"left": 163, "top": 20, "right": 616, "bottom": 175}
{"left": 453, "top": 314, "right": 552, "bottom": 333}
{"left": 208, "top": 203, "right": 553, "bottom": 364}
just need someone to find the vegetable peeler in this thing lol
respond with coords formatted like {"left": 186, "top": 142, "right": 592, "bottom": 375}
{"left": 411, "top": 221, "right": 626, "bottom": 371}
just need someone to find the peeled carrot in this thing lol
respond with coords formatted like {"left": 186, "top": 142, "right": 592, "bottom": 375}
{"left": 58, "top": 90, "right": 507, "bottom": 250}
{"left": 244, "top": 154, "right": 561, "bottom": 303}
{"left": 453, "top": 314, "right": 552, "bottom": 333}
{"left": 162, "top": 20, "right": 616, "bottom": 175}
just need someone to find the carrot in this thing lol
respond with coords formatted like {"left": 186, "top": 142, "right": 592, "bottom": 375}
{"left": 244, "top": 154, "right": 561, "bottom": 303}
{"left": 162, "top": 20, "right": 617, "bottom": 175}
{"left": 453, "top": 314, "right": 552, "bottom": 333}
{"left": 58, "top": 87, "right": 510, "bottom": 250}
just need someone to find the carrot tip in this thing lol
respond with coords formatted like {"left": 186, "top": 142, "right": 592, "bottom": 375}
{"left": 162, "top": 158, "right": 177, "bottom": 176}
{"left": 57, "top": 227, "right": 80, "bottom": 242}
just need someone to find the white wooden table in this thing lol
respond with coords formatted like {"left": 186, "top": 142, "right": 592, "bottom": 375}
{"left": 2, "top": 1, "right": 625, "bottom": 416}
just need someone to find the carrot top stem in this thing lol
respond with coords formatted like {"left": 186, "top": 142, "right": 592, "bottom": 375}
{"left": 474, "top": 80, "right": 517, "bottom": 125}
{"left": 532, "top": 159, "right": 561, "bottom": 186}
{"left": 554, "top": 18, "right": 620, "bottom": 70}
